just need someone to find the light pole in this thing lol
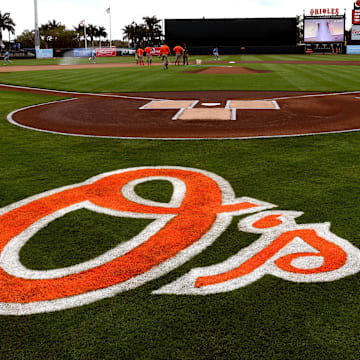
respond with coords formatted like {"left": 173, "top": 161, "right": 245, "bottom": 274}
{"left": 106, "top": 6, "right": 112, "bottom": 47}
{"left": 34, "top": 0, "right": 40, "bottom": 50}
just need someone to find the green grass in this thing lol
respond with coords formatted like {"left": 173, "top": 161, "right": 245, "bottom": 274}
{"left": 20, "top": 210, "right": 153, "bottom": 270}
{"left": 1, "top": 65, "right": 360, "bottom": 93}
{"left": 2, "top": 54, "right": 360, "bottom": 93}
{"left": 7, "top": 54, "right": 360, "bottom": 67}
{"left": 1, "top": 58, "right": 360, "bottom": 359}
{"left": 4, "top": 56, "right": 148, "bottom": 66}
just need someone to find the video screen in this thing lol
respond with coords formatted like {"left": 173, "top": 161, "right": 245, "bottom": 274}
{"left": 304, "top": 17, "right": 344, "bottom": 42}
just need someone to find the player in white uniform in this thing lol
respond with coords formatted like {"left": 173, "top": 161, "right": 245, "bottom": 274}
{"left": 4, "top": 51, "right": 13, "bottom": 65}
{"left": 213, "top": 47, "right": 220, "bottom": 61}
{"left": 89, "top": 49, "right": 96, "bottom": 64}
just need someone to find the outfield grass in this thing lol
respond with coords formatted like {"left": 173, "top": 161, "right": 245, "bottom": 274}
{"left": 2, "top": 62, "right": 360, "bottom": 93}
{"left": 1, "top": 59, "right": 360, "bottom": 359}
{"left": 6, "top": 54, "right": 360, "bottom": 67}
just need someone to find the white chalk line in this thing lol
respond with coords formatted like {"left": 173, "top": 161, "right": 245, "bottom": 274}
{"left": 0, "top": 83, "right": 171, "bottom": 102}
{"left": 261, "top": 90, "right": 360, "bottom": 101}
{"left": 3, "top": 82, "right": 360, "bottom": 103}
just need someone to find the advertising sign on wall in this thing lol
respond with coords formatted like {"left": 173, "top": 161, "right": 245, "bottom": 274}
{"left": 36, "top": 49, "right": 54, "bottom": 59}
{"left": 351, "top": 25, "right": 360, "bottom": 40}
{"left": 119, "top": 48, "right": 136, "bottom": 55}
{"left": 73, "top": 48, "right": 91, "bottom": 57}
{"left": 353, "top": 9, "right": 360, "bottom": 24}
{"left": 347, "top": 45, "right": 360, "bottom": 54}
{"left": 96, "top": 48, "right": 116, "bottom": 57}
{"left": 150, "top": 47, "right": 161, "bottom": 56}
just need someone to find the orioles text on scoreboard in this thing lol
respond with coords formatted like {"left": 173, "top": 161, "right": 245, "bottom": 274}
{"left": 309, "top": 8, "right": 340, "bottom": 16}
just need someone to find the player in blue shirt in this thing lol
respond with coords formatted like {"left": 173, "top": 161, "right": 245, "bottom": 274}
{"left": 213, "top": 47, "right": 220, "bottom": 61}
{"left": 4, "top": 51, "right": 13, "bottom": 65}
{"left": 89, "top": 49, "right": 96, "bottom": 64}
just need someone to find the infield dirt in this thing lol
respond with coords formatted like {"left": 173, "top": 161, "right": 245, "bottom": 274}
{"left": 4, "top": 85, "right": 360, "bottom": 139}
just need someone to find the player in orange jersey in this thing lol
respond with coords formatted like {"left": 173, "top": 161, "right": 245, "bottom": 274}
{"left": 160, "top": 44, "right": 171, "bottom": 70}
{"left": 144, "top": 45, "right": 152, "bottom": 66}
{"left": 173, "top": 45, "right": 184, "bottom": 66}
{"left": 136, "top": 47, "right": 145, "bottom": 65}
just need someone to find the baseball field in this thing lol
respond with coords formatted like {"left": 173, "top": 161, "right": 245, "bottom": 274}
{"left": 1, "top": 54, "right": 360, "bottom": 359}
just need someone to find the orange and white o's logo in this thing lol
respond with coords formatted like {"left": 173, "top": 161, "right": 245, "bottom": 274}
{"left": 0, "top": 166, "right": 359, "bottom": 315}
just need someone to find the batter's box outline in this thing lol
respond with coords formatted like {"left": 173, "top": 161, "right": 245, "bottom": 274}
{"left": 226, "top": 100, "right": 280, "bottom": 110}
{"left": 139, "top": 100, "right": 199, "bottom": 110}
{"left": 140, "top": 99, "right": 279, "bottom": 122}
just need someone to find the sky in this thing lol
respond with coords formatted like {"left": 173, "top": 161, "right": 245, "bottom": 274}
{"left": 1, "top": 0, "right": 356, "bottom": 41}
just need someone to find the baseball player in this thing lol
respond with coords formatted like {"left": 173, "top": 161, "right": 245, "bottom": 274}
{"left": 135, "top": 50, "right": 139, "bottom": 64}
{"left": 136, "top": 47, "right": 145, "bottom": 66}
{"left": 213, "top": 47, "right": 220, "bottom": 61}
{"left": 160, "top": 44, "right": 171, "bottom": 70}
{"left": 183, "top": 43, "right": 189, "bottom": 65}
{"left": 89, "top": 49, "right": 96, "bottom": 64}
{"left": 145, "top": 45, "right": 152, "bottom": 66}
{"left": 173, "top": 45, "right": 184, "bottom": 66}
{"left": 3, "top": 50, "right": 13, "bottom": 65}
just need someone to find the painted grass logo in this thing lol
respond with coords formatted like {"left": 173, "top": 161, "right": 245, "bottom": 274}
{"left": 1, "top": 166, "right": 359, "bottom": 315}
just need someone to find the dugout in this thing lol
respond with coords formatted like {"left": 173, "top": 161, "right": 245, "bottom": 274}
{"left": 165, "top": 18, "right": 298, "bottom": 54}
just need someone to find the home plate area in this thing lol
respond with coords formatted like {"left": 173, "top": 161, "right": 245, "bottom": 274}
{"left": 9, "top": 89, "right": 360, "bottom": 139}
{"left": 140, "top": 99, "right": 279, "bottom": 121}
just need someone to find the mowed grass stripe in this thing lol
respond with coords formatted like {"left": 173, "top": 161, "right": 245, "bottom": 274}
{"left": 6, "top": 54, "right": 360, "bottom": 68}
{"left": 276, "top": 64, "right": 335, "bottom": 91}
{"left": 296, "top": 64, "right": 360, "bottom": 91}
{"left": 0, "top": 62, "right": 359, "bottom": 93}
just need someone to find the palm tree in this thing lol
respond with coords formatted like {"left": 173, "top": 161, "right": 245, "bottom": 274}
{"left": 40, "top": 19, "right": 62, "bottom": 32}
{"left": 142, "top": 16, "right": 162, "bottom": 44}
{"left": 39, "top": 20, "right": 64, "bottom": 48}
{"left": 134, "top": 23, "right": 148, "bottom": 47}
{"left": 86, "top": 24, "right": 97, "bottom": 47}
{"left": 122, "top": 24, "right": 136, "bottom": 47}
{"left": 47, "top": 19, "right": 62, "bottom": 30}
{"left": 73, "top": 24, "right": 85, "bottom": 47}
{"left": 97, "top": 26, "right": 107, "bottom": 47}
{"left": 0, "top": 12, "right": 16, "bottom": 48}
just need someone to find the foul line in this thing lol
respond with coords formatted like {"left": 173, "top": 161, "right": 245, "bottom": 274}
{"left": 2, "top": 83, "right": 360, "bottom": 103}
{"left": 261, "top": 90, "right": 360, "bottom": 101}
{"left": 0, "top": 83, "right": 170, "bottom": 102}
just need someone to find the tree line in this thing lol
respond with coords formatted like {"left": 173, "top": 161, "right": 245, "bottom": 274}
{"left": 16, "top": 20, "right": 109, "bottom": 49}
{"left": 1, "top": 11, "right": 163, "bottom": 50}
{"left": 122, "top": 16, "right": 163, "bottom": 47}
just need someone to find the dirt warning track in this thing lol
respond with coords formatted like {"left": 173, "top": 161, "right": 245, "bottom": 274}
{"left": 3, "top": 84, "right": 360, "bottom": 139}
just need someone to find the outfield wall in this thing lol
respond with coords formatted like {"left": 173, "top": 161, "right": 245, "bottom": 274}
{"left": 45, "top": 48, "right": 136, "bottom": 58}
{"left": 347, "top": 45, "right": 360, "bottom": 54}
